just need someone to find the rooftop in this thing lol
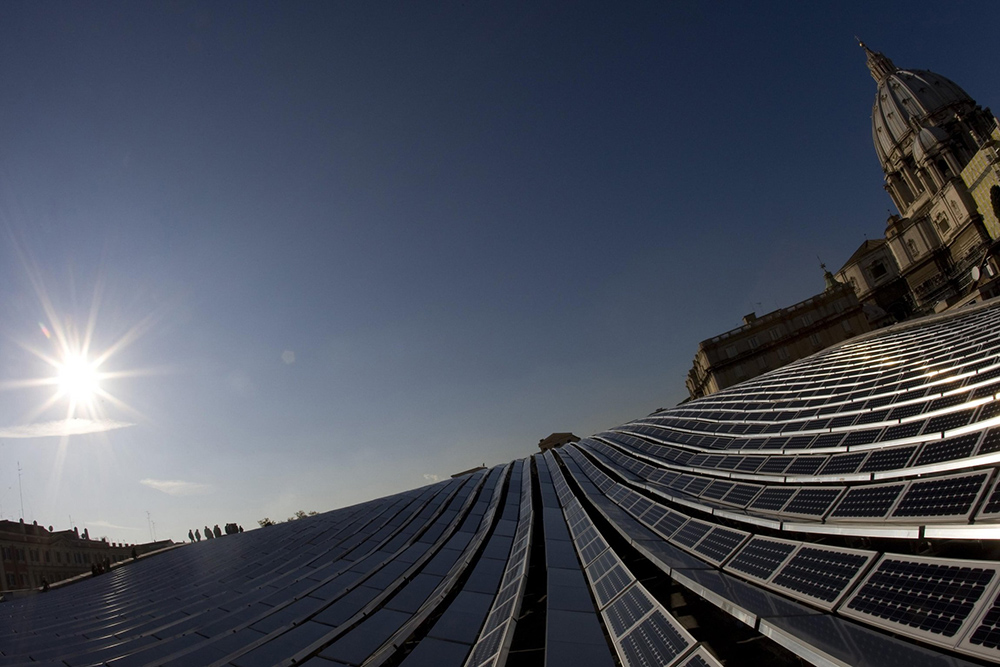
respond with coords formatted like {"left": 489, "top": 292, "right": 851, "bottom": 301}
{"left": 3, "top": 300, "right": 1000, "bottom": 665}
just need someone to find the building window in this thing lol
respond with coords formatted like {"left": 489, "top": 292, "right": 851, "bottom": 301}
{"left": 777, "top": 347, "right": 789, "bottom": 361}
{"left": 757, "top": 357, "right": 768, "bottom": 370}
{"left": 810, "top": 333, "right": 821, "bottom": 346}
{"left": 870, "top": 261, "right": 887, "bottom": 279}
{"left": 726, "top": 345, "right": 737, "bottom": 359}
{"left": 936, "top": 214, "right": 951, "bottom": 234}
{"left": 769, "top": 328, "right": 781, "bottom": 341}
{"left": 748, "top": 336, "right": 759, "bottom": 349}
{"left": 842, "top": 319, "right": 853, "bottom": 332}
{"left": 734, "top": 364, "right": 746, "bottom": 379}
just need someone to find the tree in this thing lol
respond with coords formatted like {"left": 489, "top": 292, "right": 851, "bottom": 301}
{"left": 258, "top": 510, "right": 317, "bottom": 527}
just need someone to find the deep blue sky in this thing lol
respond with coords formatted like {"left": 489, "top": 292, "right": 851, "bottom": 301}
{"left": 0, "top": 1, "right": 997, "bottom": 542}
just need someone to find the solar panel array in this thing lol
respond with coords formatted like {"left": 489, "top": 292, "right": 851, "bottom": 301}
{"left": 2, "top": 302, "right": 999, "bottom": 665}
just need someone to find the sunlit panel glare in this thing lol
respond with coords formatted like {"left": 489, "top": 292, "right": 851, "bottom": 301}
{"left": 56, "top": 355, "right": 101, "bottom": 402}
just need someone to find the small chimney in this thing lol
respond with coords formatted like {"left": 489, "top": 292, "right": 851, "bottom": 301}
{"left": 742, "top": 312, "right": 757, "bottom": 325}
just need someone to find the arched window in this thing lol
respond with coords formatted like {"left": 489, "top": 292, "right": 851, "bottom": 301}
{"left": 991, "top": 185, "right": 1000, "bottom": 220}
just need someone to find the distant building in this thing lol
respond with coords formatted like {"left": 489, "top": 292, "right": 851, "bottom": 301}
{"left": 836, "top": 237, "right": 914, "bottom": 326}
{"left": 860, "top": 43, "right": 1000, "bottom": 312}
{"left": 0, "top": 519, "right": 171, "bottom": 592}
{"left": 537, "top": 433, "right": 580, "bottom": 452}
{"left": 685, "top": 279, "right": 868, "bottom": 400}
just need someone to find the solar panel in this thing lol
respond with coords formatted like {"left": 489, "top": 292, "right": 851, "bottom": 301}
{"left": 978, "top": 427, "right": 1000, "bottom": 455}
{"left": 700, "top": 481, "right": 734, "bottom": 501}
{"left": 960, "top": 586, "right": 1000, "bottom": 661}
{"left": 818, "top": 452, "right": 867, "bottom": 476}
{"left": 859, "top": 445, "right": 917, "bottom": 472}
{"left": 585, "top": 550, "right": 621, "bottom": 585}
{"left": 653, "top": 511, "right": 688, "bottom": 539}
{"left": 683, "top": 477, "right": 712, "bottom": 497}
{"left": 603, "top": 584, "right": 655, "bottom": 637}
{"left": 829, "top": 483, "right": 905, "bottom": 520}
{"left": 735, "top": 456, "right": 766, "bottom": 472}
{"left": 785, "top": 457, "right": 825, "bottom": 475}
{"left": 748, "top": 487, "right": 795, "bottom": 513}
{"left": 639, "top": 504, "right": 668, "bottom": 528}
{"left": 671, "top": 520, "right": 713, "bottom": 549}
{"left": 579, "top": 534, "right": 610, "bottom": 566}
{"left": 769, "top": 544, "right": 876, "bottom": 609}
{"left": 781, "top": 488, "right": 843, "bottom": 518}
{"left": 673, "top": 645, "right": 723, "bottom": 667}
{"left": 692, "top": 527, "right": 749, "bottom": 566}
{"left": 720, "top": 483, "right": 763, "bottom": 508}
{"left": 977, "top": 477, "right": 1000, "bottom": 520}
{"left": 889, "top": 470, "right": 990, "bottom": 521}
{"left": 913, "top": 433, "right": 980, "bottom": 466}
{"left": 842, "top": 554, "right": 1000, "bottom": 650}
{"left": 594, "top": 563, "right": 635, "bottom": 607}
{"left": 616, "top": 610, "right": 694, "bottom": 667}
{"left": 888, "top": 403, "right": 926, "bottom": 420}
{"left": 881, "top": 422, "right": 923, "bottom": 441}
{"left": 724, "top": 536, "right": 798, "bottom": 584}
{"left": 758, "top": 456, "right": 792, "bottom": 474}
{"left": 923, "top": 408, "right": 976, "bottom": 434}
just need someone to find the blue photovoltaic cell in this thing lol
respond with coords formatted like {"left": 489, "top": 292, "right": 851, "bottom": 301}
{"left": 594, "top": 564, "right": 634, "bottom": 607}
{"left": 772, "top": 547, "right": 872, "bottom": 606}
{"left": 693, "top": 528, "right": 747, "bottom": 564}
{"left": 604, "top": 585, "right": 654, "bottom": 637}
{"left": 748, "top": 487, "right": 795, "bottom": 512}
{"left": 672, "top": 521, "right": 712, "bottom": 549}
{"left": 618, "top": 611, "right": 692, "bottom": 667}
{"left": 830, "top": 484, "right": 904, "bottom": 519}
{"left": 847, "top": 557, "right": 997, "bottom": 639}
{"left": 782, "top": 488, "right": 842, "bottom": 517}
{"left": 891, "top": 472, "right": 989, "bottom": 519}
{"left": 726, "top": 538, "right": 797, "bottom": 581}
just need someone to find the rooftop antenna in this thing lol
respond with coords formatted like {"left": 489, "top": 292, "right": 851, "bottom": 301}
{"left": 146, "top": 511, "right": 154, "bottom": 542}
{"left": 17, "top": 461, "right": 24, "bottom": 520}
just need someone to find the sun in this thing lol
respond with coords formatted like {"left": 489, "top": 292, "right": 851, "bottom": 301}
{"left": 56, "top": 354, "right": 102, "bottom": 403}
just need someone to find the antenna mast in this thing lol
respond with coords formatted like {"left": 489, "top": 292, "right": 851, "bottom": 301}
{"left": 17, "top": 461, "right": 23, "bottom": 520}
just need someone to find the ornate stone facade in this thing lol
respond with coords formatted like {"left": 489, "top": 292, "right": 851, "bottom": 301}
{"left": 861, "top": 43, "right": 1000, "bottom": 311}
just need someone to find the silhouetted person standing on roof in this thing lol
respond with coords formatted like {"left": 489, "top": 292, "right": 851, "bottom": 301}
{"left": 195, "top": 529, "right": 201, "bottom": 541}
{"left": 213, "top": 524, "right": 222, "bottom": 538}
{"left": 204, "top": 525, "right": 213, "bottom": 539}
{"left": 188, "top": 529, "right": 194, "bottom": 542}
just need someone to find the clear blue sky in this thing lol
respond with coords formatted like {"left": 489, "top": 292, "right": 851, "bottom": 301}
{"left": 0, "top": 1, "right": 997, "bottom": 543}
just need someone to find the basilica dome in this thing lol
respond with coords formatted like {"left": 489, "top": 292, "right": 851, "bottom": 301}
{"left": 864, "top": 44, "right": 974, "bottom": 170}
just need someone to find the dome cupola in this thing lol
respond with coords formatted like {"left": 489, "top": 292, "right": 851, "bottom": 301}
{"left": 863, "top": 43, "right": 975, "bottom": 172}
